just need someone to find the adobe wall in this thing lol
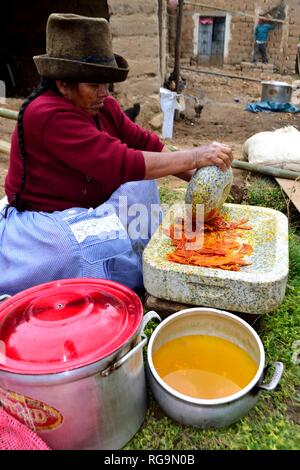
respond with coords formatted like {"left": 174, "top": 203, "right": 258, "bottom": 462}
{"left": 109, "top": 0, "right": 166, "bottom": 115}
{"left": 171, "top": 1, "right": 300, "bottom": 73}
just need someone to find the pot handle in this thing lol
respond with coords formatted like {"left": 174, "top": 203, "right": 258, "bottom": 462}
{"left": 100, "top": 336, "right": 148, "bottom": 377}
{"left": 100, "top": 310, "right": 161, "bottom": 378}
{"left": 141, "top": 310, "right": 162, "bottom": 333}
{"left": 257, "top": 361, "right": 284, "bottom": 391}
{"left": 0, "top": 295, "right": 11, "bottom": 303}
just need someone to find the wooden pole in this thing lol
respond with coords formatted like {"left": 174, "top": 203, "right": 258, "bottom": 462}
{"left": 174, "top": 0, "right": 184, "bottom": 93}
{"left": 0, "top": 108, "right": 18, "bottom": 120}
{"left": 184, "top": 1, "right": 289, "bottom": 24}
{"left": 180, "top": 66, "right": 261, "bottom": 82}
{"left": 231, "top": 160, "right": 300, "bottom": 180}
{"left": 296, "top": 49, "right": 300, "bottom": 75}
{"left": 0, "top": 139, "right": 11, "bottom": 155}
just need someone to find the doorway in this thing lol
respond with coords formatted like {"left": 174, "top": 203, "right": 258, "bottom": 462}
{"left": 198, "top": 16, "right": 226, "bottom": 66}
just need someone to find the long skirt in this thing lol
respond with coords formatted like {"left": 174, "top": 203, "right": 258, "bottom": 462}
{"left": 0, "top": 181, "right": 161, "bottom": 296}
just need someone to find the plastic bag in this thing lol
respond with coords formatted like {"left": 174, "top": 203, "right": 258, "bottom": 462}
{"left": 160, "top": 87, "right": 185, "bottom": 139}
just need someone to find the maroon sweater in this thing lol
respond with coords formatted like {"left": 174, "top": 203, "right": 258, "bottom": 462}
{"left": 5, "top": 91, "right": 163, "bottom": 212}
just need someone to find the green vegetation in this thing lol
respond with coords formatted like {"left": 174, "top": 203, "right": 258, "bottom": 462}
{"left": 158, "top": 184, "right": 186, "bottom": 205}
{"left": 125, "top": 176, "right": 300, "bottom": 450}
{"left": 245, "top": 175, "right": 299, "bottom": 229}
{"left": 245, "top": 176, "right": 287, "bottom": 213}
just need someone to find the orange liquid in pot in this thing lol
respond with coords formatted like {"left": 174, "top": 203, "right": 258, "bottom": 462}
{"left": 152, "top": 335, "right": 257, "bottom": 399}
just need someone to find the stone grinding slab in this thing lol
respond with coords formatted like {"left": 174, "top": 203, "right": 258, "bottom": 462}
{"left": 143, "top": 203, "right": 288, "bottom": 314}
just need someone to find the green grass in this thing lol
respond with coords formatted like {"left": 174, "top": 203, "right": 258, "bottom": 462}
{"left": 158, "top": 185, "right": 186, "bottom": 205}
{"left": 245, "top": 176, "right": 287, "bottom": 213}
{"left": 125, "top": 176, "right": 300, "bottom": 450}
{"left": 245, "top": 175, "right": 299, "bottom": 229}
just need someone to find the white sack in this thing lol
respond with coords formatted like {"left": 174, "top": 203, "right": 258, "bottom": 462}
{"left": 160, "top": 87, "right": 185, "bottom": 140}
{"left": 243, "top": 126, "right": 300, "bottom": 172}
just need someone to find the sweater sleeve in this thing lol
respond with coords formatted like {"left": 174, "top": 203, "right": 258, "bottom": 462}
{"left": 42, "top": 110, "right": 146, "bottom": 186}
{"left": 104, "top": 97, "right": 164, "bottom": 153}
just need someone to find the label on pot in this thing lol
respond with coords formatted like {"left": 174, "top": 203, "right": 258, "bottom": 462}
{"left": 0, "top": 386, "right": 63, "bottom": 431}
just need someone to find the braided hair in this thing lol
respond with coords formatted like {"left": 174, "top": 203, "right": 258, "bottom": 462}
{"left": 4, "top": 78, "right": 60, "bottom": 215}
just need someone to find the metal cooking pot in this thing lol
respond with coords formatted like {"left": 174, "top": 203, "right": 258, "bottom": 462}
{"left": 147, "top": 308, "right": 283, "bottom": 428}
{"left": 261, "top": 81, "right": 292, "bottom": 104}
{"left": 0, "top": 279, "right": 160, "bottom": 450}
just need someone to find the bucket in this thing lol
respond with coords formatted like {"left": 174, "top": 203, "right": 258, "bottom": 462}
{"left": 0, "top": 279, "right": 160, "bottom": 449}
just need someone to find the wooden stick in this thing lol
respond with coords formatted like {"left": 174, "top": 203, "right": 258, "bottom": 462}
{"left": 0, "top": 108, "right": 18, "bottom": 120}
{"left": 0, "top": 139, "right": 11, "bottom": 155}
{"left": 232, "top": 160, "right": 300, "bottom": 180}
{"left": 174, "top": 0, "right": 184, "bottom": 93}
{"left": 180, "top": 66, "right": 262, "bottom": 82}
{"left": 184, "top": 1, "right": 289, "bottom": 24}
{"left": 296, "top": 50, "right": 300, "bottom": 76}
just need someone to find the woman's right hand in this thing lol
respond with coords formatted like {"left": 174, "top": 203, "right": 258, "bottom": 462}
{"left": 143, "top": 141, "right": 233, "bottom": 180}
{"left": 192, "top": 141, "right": 233, "bottom": 171}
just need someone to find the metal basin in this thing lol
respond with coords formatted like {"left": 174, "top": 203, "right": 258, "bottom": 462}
{"left": 261, "top": 81, "right": 292, "bottom": 104}
{"left": 147, "top": 308, "right": 283, "bottom": 429}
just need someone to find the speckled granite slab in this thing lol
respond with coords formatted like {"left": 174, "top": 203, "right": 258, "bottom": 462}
{"left": 143, "top": 203, "right": 288, "bottom": 314}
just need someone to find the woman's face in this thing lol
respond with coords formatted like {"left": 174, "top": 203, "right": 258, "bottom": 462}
{"left": 56, "top": 81, "right": 109, "bottom": 116}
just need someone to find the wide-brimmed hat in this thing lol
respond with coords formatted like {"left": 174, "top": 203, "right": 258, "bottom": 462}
{"left": 33, "top": 13, "right": 129, "bottom": 83}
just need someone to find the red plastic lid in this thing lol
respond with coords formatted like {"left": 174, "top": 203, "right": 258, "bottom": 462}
{"left": 0, "top": 279, "right": 143, "bottom": 375}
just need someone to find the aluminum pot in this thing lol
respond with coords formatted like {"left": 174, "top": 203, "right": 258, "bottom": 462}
{"left": 261, "top": 81, "right": 292, "bottom": 104}
{"left": 0, "top": 279, "right": 160, "bottom": 449}
{"left": 147, "top": 308, "right": 283, "bottom": 428}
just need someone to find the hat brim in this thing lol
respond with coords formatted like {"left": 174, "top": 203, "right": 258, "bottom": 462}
{"left": 33, "top": 53, "right": 129, "bottom": 83}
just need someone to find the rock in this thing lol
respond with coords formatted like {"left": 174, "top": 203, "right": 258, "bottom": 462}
{"left": 149, "top": 113, "right": 163, "bottom": 130}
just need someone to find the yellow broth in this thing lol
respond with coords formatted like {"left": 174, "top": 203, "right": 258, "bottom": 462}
{"left": 152, "top": 335, "right": 258, "bottom": 399}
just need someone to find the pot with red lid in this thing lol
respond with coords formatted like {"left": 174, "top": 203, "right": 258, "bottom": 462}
{"left": 0, "top": 279, "right": 160, "bottom": 450}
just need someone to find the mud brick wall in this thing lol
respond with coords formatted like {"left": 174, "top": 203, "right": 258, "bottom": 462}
{"left": 109, "top": 0, "right": 165, "bottom": 114}
{"left": 171, "top": 0, "right": 300, "bottom": 73}
{"left": 284, "top": 0, "right": 300, "bottom": 72}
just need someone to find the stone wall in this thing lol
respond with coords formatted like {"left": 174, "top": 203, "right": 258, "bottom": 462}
{"left": 169, "top": 0, "right": 300, "bottom": 73}
{"left": 109, "top": 0, "right": 166, "bottom": 115}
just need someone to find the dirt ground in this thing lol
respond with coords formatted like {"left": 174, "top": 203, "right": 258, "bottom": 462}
{"left": 0, "top": 65, "right": 299, "bottom": 198}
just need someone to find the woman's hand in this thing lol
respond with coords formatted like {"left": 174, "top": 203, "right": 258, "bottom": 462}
{"left": 143, "top": 142, "right": 233, "bottom": 180}
{"left": 192, "top": 141, "right": 233, "bottom": 171}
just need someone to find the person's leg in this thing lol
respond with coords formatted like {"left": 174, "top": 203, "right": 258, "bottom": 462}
{"left": 252, "top": 42, "right": 259, "bottom": 63}
{"left": 0, "top": 184, "right": 160, "bottom": 296}
{"left": 0, "top": 207, "right": 80, "bottom": 295}
{"left": 261, "top": 43, "right": 268, "bottom": 63}
{"left": 103, "top": 180, "right": 162, "bottom": 289}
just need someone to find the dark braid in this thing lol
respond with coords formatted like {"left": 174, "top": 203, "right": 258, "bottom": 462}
{"left": 4, "top": 78, "right": 60, "bottom": 215}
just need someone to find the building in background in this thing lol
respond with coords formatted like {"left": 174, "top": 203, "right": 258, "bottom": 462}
{"left": 1, "top": 1, "right": 299, "bottom": 116}
{"left": 167, "top": 0, "right": 299, "bottom": 73}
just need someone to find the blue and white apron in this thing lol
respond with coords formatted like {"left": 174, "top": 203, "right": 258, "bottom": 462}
{"left": 0, "top": 181, "right": 161, "bottom": 295}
